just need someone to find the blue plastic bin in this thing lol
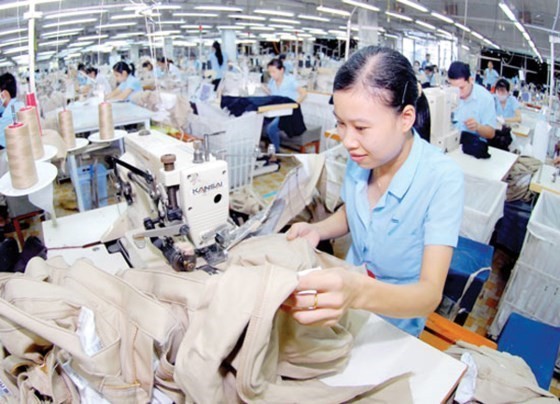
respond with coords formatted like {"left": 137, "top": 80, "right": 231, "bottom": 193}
{"left": 78, "top": 164, "right": 108, "bottom": 211}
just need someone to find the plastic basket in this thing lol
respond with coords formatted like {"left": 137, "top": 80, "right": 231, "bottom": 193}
{"left": 460, "top": 174, "right": 507, "bottom": 244}
{"left": 78, "top": 164, "right": 108, "bottom": 211}
{"left": 188, "top": 110, "right": 264, "bottom": 191}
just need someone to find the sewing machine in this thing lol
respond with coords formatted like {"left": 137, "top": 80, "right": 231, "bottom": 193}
{"left": 424, "top": 86, "right": 461, "bottom": 153}
{"left": 109, "top": 130, "right": 270, "bottom": 272}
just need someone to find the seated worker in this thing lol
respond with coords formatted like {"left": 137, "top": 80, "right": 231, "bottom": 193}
{"left": 494, "top": 78, "right": 521, "bottom": 125}
{"left": 262, "top": 58, "right": 307, "bottom": 153}
{"left": 283, "top": 46, "right": 464, "bottom": 337}
{"left": 85, "top": 67, "right": 112, "bottom": 97}
{"left": 448, "top": 61, "right": 496, "bottom": 141}
{"left": 0, "top": 73, "right": 25, "bottom": 230}
{"left": 139, "top": 61, "right": 156, "bottom": 90}
{"left": 105, "top": 62, "right": 141, "bottom": 102}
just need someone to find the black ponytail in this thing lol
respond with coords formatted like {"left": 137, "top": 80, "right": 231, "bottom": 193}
{"left": 333, "top": 46, "right": 431, "bottom": 138}
{"left": 212, "top": 41, "right": 223, "bottom": 67}
{"left": 113, "top": 61, "right": 135, "bottom": 77}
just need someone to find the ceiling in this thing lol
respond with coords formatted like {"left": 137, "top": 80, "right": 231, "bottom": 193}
{"left": 0, "top": 0, "right": 559, "bottom": 68}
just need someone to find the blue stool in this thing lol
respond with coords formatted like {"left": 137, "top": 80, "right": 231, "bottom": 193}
{"left": 498, "top": 312, "right": 560, "bottom": 390}
{"left": 439, "top": 236, "right": 493, "bottom": 324}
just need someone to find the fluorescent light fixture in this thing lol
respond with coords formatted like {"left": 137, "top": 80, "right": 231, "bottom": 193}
{"left": 461, "top": 44, "right": 470, "bottom": 50}
{"left": 430, "top": 12, "right": 453, "bottom": 24}
{"left": 235, "top": 22, "right": 265, "bottom": 27}
{"left": 0, "top": 61, "right": 14, "bottom": 68}
{"left": 0, "top": 38, "right": 28, "bottom": 48}
{"left": 96, "top": 22, "right": 137, "bottom": 29}
{"left": 69, "top": 41, "right": 94, "bottom": 47}
{"left": 342, "top": 0, "right": 380, "bottom": 12}
{"left": 251, "top": 26, "right": 274, "bottom": 31}
{"left": 154, "top": 5, "right": 181, "bottom": 10}
{"left": 111, "top": 14, "right": 138, "bottom": 20}
{"left": 316, "top": 6, "right": 351, "bottom": 17}
{"left": 237, "top": 39, "right": 257, "bottom": 44}
{"left": 298, "top": 14, "right": 330, "bottom": 22}
{"left": 0, "top": 0, "right": 59, "bottom": 12}
{"left": 146, "top": 30, "right": 181, "bottom": 36}
{"left": 43, "top": 18, "right": 97, "bottom": 28}
{"left": 328, "top": 29, "right": 347, "bottom": 35}
{"left": 298, "top": 33, "right": 313, "bottom": 38}
{"left": 155, "top": 21, "right": 185, "bottom": 25}
{"left": 396, "top": 0, "right": 428, "bottom": 13}
{"left": 39, "top": 39, "right": 70, "bottom": 47}
{"left": 339, "top": 25, "right": 359, "bottom": 31}
{"left": 385, "top": 34, "right": 399, "bottom": 39}
{"left": 471, "top": 31, "right": 483, "bottom": 40}
{"left": 254, "top": 9, "right": 294, "bottom": 17}
{"left": 181, "top": 25, "right": 212, "bottom": 29}
{"left": 195, "top": 5, "right": 243, "bottom": 12}
{"left": 216, "top": 25, "right": 243, "bottom": 30}
{"left": 41, "top": 28, "right": 82, "bottom": 37}
{"left": 174, "top": 12, "right": 218, "bottom": 17}
{"left": 269, "top": 24, "right": 294, "bottom": 30}
{"left": 269, "top": 18, "right": 300, "bottom": 24}
{"left": 385, "top": 11, "right": 413, "bottom": 22}
{"left": 0, "top": 28, "right": 26, "bottom": 37}
{"left": 185, "top": 29, "right": 208, "bottom": 33}
{"left": 514, "top": 21, "right": 526, "bottom": 34}
{"left": 228, "top": 14, "right": 265, "bottom": 20}
{"left": 114, "top": 32, "right": 145, "bottom": 38}
{"left": 415, "top": 20, "right": 435, "bottom": 30}
{"left": 498, "top": 2, "right": 517, "bottom": 22}
{"left": 3, "top": 46, "right": 29, "bottom": 54}
{"left": 437, "top": 29, "right": 453, "bottom": 37}
{"left": 79, "top": 34, "right": 109, "bottom": 41}
{"left": 454, "top": 22, "right": 471, "bottom": 32}
{"left": 45, "top": 9, "right": 107, "bottom": 19}
{"left": 41, "top": 31, "right": 82, "bottom": 39}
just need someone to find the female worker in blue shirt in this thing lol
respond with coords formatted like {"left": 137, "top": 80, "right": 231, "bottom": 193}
{"left": 105, "top": 62, "right": 141, "bottom": 102}
{"left": 284, "top": 46, "right": 464, "bottom": 337}
{"left": 209, "top": 41, "right": 228, "bottom": 91}
{"left": 263, "top": 58, "right": 307, "bottom": 152}
{"left": 494, "top": 78, "right": 521, "bottom": 125}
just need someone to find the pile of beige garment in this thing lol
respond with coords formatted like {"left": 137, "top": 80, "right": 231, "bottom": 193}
{"left": 0, "top": 235, "right": 412, "bottom": 403}
{"left": 130, "top": 90, "right": 193, "bottom": 133}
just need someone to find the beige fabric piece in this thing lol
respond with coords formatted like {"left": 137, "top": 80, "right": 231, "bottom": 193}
{"left": 175, "top": 235, "right": 412, "bottom": 404}
{"left": 0, "top": 257, "right": 179, "bottom": 403}
{"left": 446, "top": 341, "right": 557, "bottom": 403}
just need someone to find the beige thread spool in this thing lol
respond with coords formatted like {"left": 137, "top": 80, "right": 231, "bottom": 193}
{"left": 58, "top": 109, "right": 76, "bottom": 148}
{"left": 17, "top": 106, "right": 45, "bottom": 159}
{"left": 5, "top": 122, "right": 38, "bottom": 189}
{"left": 98, "top": 102, "right": 114, "bottom": 140}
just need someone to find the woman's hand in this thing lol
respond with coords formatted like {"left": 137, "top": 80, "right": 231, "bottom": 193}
{"left": 282, "top": 268, "right": 363, "bottom": 327}
{"left": 286, "top": 222, "right": 321, "bottom": 248}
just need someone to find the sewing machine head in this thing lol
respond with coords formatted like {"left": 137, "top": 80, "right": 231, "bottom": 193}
{"left": 114, "top": 130, "right": 230, "bottom": 271}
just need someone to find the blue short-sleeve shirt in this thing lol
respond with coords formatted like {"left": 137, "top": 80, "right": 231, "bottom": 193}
{"left": 483, "top": 68, "right": 499, "bottom": 87}
{"left": 117, "top": 75, "right": 142, "bottom": 101}
{"left": 268, "top": 74, "right": 299, "bottom": 102}
{"left": 494, "top": 94, "right": 520, "bottom": 119}
{"left": 453, "top": 84, "right": 497, "bottom": 139}
{"left": 341, "top": 133, "right": 464, "bottom": 336}
{"left": 209, "top": 52, "right": 228, "bottom": 80}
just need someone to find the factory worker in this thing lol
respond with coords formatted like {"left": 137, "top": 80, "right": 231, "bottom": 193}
{"left": 105, "top": 62, "right": 141, "bottom": 102}
{"left": 283, "top": 46, "right": 464, "bottom": 337}
{"left": 494, "top": 78, "right": 521, "bottom": 125}
{"left": 209, "top": 41, "right": 228, "bottom": 91}
{"left": 262, "top": 58, "right": 307, "bottom": 153}
{"left": 448, "top": 61, "right": 497, "bottom": 141}
{"left": 483, "top": 61, "right": 499, "bottom": 91}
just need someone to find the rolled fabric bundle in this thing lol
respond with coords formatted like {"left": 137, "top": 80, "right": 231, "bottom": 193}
{"left": 17, "top": 106, "right": 45, "bottom": 159}
{"left": 98, "top": 102, "right": 114, "bottom": 140}
{"left": 5, "top": 122, "right": 38, "bottom": 189}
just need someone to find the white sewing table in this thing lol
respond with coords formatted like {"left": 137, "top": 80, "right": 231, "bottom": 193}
{"left": 42, "top": 203, "right": 129, "bottom": 274}
{"left": 530, "top": 164, "right": 560, "bottom": 195}
{"left": 63, "top": 101, "right": 153, "bottom": 134}
{"left": 322, "top": 313, "right": 466, "bottom": 403}
{"left": 448, "top": 146, "right": 518, "bottom": 182}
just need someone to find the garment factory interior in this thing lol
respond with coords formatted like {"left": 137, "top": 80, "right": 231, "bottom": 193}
{"left": 0, "top": 0, "right": 559, "bottom": 402}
